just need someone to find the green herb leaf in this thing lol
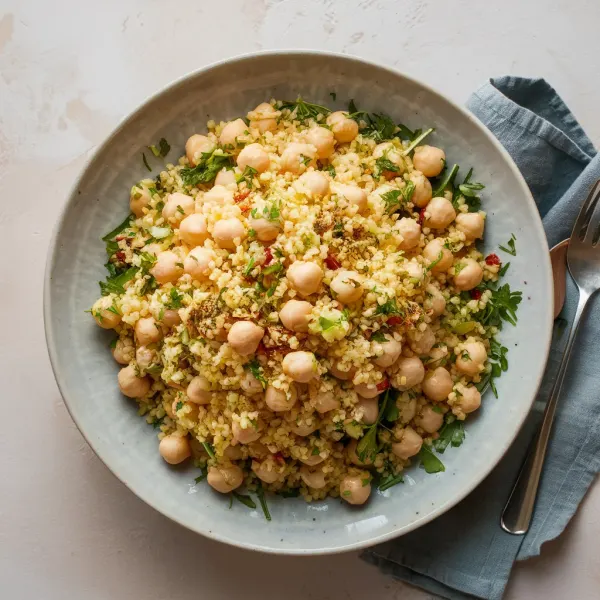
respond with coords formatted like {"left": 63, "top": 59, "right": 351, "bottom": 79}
{"left": 401, "top": 128, "right": 434, "bottom": 155}
{"left": 263, "top": 262, "right": 283, "bottom": 276}
{"left": 201, "top": 441, "right": 216, "bottom": 459}
{"left": 257, "top": 484, "right": 272, "bottom": 521}
{"left": 380, "top": 189, "right": 403, "bottom": 213}
{"left": 243, "top": 257, "right": 256, "bottom": 277}
{"left": 475, "top": 283, "right": 522, "bottom": 328}
{"left": 432, "top": 164, "right": 459, "bottom": 197}
{"left": 325, "top": 164, "right": 336, "bottom": 177}
{"left": 375, "top": 156, "right": 400, "bottom": 176}
{"left": 426, "top": 250, "right": 444, "bottom": 272}
{"left": 102, "top": 214, "right": 134, "bottom": 242}
{"left": 356, "top": 389, "right": 391, "bottom": 462}
{"left": 433, "top": 418, "right": 465, "bottom": 454}
{"left": 99, "top": 266, "right": 139, "bottom": 296}
{"left": 148, "top": 137, "right": 170, "bottom": 158}
{"left": 245, "top": 359, "right": 267, "bottom": 389}
{"left": 418, "top": 444, "right": 446, "bottom": 474}
{"left": 194, "top": 466, "right": 208, "bottom": 484}
{"left": 279, "top": 97, "right": 331, "bottom": 123}
{"left": 370, "top": 330, "right": 387, "bottom": 343}
{"left": 378, "top": 472, "right": 404, "bottom": 491}
{"left": 499, "top": 233, "right": 517, "bottom": 256}
{"left": 166, "top": 287, "right": 184, "bottom": 309}
{"left": 232, "top": 492, "right": 257, "bottom": 509}
{"left": 180, "top": 150, "right": 235, "bottom": 186}
{"left": 142, "top": 153, "right": 152, "bottom": 171}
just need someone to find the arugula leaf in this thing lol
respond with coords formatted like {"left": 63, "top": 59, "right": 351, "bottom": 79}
{"left": 356, "top": 389, "right": 391, "bottom": 462}
{"left": 433, "top": 416, "right": 465, "bottom": 453}
{"left": 194, "top": 466, "right": 208, "bottom": 484}
{"left": 401, "top": 128, "right": 434, "bottom": 155}
{"left": 201, "top": 441, "right": 216, "bottom": 459}
{"left": 102, "top": 214, "right": 134, "bottom": 242}
{"left": 99, "top": 266, "right": 138, "bottom": 296}
{"left": 279, "top": 97, "right": 331, "bottom": 123}
{"left": 418, "top": 444, "right": 446, "bottom": 474}
{"left": 452, "top": 168, "right": 485, "bottom": 211}
{"left": 383, "top": 396, "right": 399, "bottom": 422}
{"left": 257, "top": 484, "right": 272, "bottom": 521}
{"left": 499, "top": 233, "right": 517, "bottom": 256}
{"left": 232, "top": 492, "right": 257, "bottom": 509}
{"left": 148, "top": 137, "right": 170, "bottom": 158}
{"left": 432, "top": 164, "right": 459, "bottom": 197}
{"left": 476, "top": 338, "right": 509, "bottom": 398}
{"left": 245, "top": 359, "right": 267, "bottom": 389}
{"left": 180, "top": 150, "right": 234, "bottom": 186}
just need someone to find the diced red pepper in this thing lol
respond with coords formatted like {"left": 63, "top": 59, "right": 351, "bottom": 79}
{"left": 234, "top": 190, "right": 251, "bottom": 203}
{"left": 274, "top": 452, "right": 285, "bottom": 464}
{"left": 264, "top": 247, "right": 273, "bottom": 265}
{"left": 256, "top": 341, "right": 267, "bottom": 355}
{"left": 417, "top": 207, "right": 426, "bottom": 225}
{"left": 485, "top": 253, "right": 501, "bottom": 266}
{"left": 115, "top": 235, "right": 126, "bottom": 241}
{"left": 376, "top": 379, "right": 390, "bottom": 391}
{"left": 324, "top": 254, "right": 341, "bottom": 270}
{"left": 115, "top": 251, "right": 126, "bottom": 261}
{"left": 470, "top": 289, "right": 482, "bottom": 300}
{"left": 386, "top": 316, "right": 403, "bottom": 326}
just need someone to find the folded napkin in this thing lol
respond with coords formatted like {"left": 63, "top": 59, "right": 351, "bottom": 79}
{"left": 362, "top": 77, "right": 600, "bottom": 600}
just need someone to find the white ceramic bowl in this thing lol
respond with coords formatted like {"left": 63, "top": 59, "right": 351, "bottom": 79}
{"left": 44, "top": 51, "right": 553, "bottom": 554}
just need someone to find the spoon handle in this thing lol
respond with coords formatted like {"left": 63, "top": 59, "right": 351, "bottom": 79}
{"left": 500, "top": 291, "right": 589, "bottom": 535}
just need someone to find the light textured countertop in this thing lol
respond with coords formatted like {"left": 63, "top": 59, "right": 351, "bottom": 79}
{"left": 2, "top": 1, "right": 600, "bottom": 598}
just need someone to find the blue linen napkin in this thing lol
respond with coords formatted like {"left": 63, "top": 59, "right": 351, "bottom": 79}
{"left": 362, "top": 77, "right": 600, "bottom": 600}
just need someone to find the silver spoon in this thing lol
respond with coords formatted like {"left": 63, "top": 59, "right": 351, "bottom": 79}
{"left": 501, "top": 180, "right": 600, "bottom": 535}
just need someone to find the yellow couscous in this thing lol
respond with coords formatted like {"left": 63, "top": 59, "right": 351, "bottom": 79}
{"left": 90, "top": 97, "right": 521, "bottom": 513}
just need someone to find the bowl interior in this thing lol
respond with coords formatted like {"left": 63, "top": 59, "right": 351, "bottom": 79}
{"left": 45, "top": 52, "right": 552, "bottom": 554}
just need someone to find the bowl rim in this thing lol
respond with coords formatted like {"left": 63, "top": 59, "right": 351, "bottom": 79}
{"left": 44, "top": 49, "right": 554, "bottom": 555}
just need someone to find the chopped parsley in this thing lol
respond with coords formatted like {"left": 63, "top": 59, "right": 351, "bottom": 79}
{"left": 475, "top": 283, "right": 522, "bottom": 328}
{"left": 278, "top": 97, "right": 331, "bottom": 123}
{"left": 476, "top": 338, "right": 509, "bottom": 398}
{"left": 370, "top": 330, "right": 387, "bottom": 342}
{"left": 374, "top": 297, "right": 403, "bottom": 317}
{"left": 245, "top": 359, "right": 267, "bottom": 389}
{"left": 433, "top": 414, "right": 465, "bottom": 453}
{"left": 325, "top": 163, "right": 336, "bottom": 177}
{"left": 99, "top": 266, "right": 138, "bottom": 296}
{"left": 455, "top": 168, "right": 485, "bottom": 211}
{"left": 243, "top": 257, "right": 256, "bottom": 277}
{"left": 142, "top": 152, "right": 152, "bottom": 171}
{"left": 180, "top": 150, "right": 234, "bottom": 186}
{"left": 378, "top": 472, "right": 404, "bottom": 491}
{"left": 236, "top": 165, "right": 258, "bottom": 187}
{"left": 380, "top": 189, "right": 402, "bottom": 213}
{"left": 166, "top": 287, "right": 184, "bottom": 309}
{"left": 148, "top": 137, "right": 170, "bottom": 158}
{"left": 102, "top": 214, "right": 133, "bottom": 244}
{"left": 356, "top": 389, "right": 392, "bottom": 462}
{"left": 375, "top": 156, "right": 400, "bottom": 176}
{"left": 499, "top": 233, "right": 517, "bottom": 256}
{"left": 251, "top": 200, "right": 281, "bottom": 222}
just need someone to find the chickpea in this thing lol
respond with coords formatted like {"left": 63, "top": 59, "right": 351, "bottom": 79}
{"left": 412, "top": 145, "right": 445, "bottom": 177}
{"left": 299, "top": 170, "right": 330, "bottom": 197}
{"left": 454, "top": 258, "right": 483, "bottom": 291}
{"left": 248, "top": 442, "right": 269, "bottom": 459}
{"left": 135, "top": 345, "right": 154, "bottom": 369}
{"left": 280, "top": 142, "right": 317, "bottom": 174}
{"left": 240, "top": 370, "right": 263, "bottom": 395}
{"left": 135, "top": 316, "right": 162, "bottom": 346}
{"left": 422, "top": 367, "right": 453, "bottom": 402}
{"left": 300, "top": 452, "right": 325, "bottom": 467}
{"left": 408, "top": 325, "right": 435, "bottom": 355}
{"left": 279, "top": 300, "right": 312, "bottom": 333}
{"left": 395, "top": 217, "right": 421, "bottom": 251}
{"left": 286, "top": 261, "right": 323, "bottom": 296}
{"left": 91, "top": 299, "right": 121, "bottom": 329}
{"left": 130, "top": 184, "right": 152, "bottom": 217}
{"left": 232, "top": 420, "right": 261, "bottom": 445}
{"left": 398, "top": 394, "right": 418, "bottom": 423}
{"left": 392, "top": 427, "right": 423, "bottom": 459}
{"left": 300, "top": 465, "right": 326, "bottom": 489}
{"left": 227, "top": 321, "right": 264, "bottom": 356}
{"left": 212, "top": 217, "right": 246, "bottom": 250}
{"left": 179, "top": 214, "right": 209, "bottom": 247}
{"left": 356, "top": 396, "right": 379, "bottom": 425}
{"left": 223, "top": 445, "right": 244, "bottom": 461}
{"left": 162, "top": 192, "right": 194, "bottom": 223}
{"left": 161, "top": 309, "right": 181, "bottom": 327}
{"left": 151, "top": 250, "right": 183, "bottom": 284}
{"left": 353, "top": 382, "right": 381, "bottom": 399}
{"left": 207, "top": 464, "right": 244, "bottom": 494}
{"left": 185, "top": 134, "right": 215, "bottom": 167}
{"left": 455, "top": 212, "right": 485, "bottom": 241}
{"left": 282, "top": 351, "right": 318, "bottom": 383}
{"left": 157, "top": 435, "right": 191, "bottom": 465}
{"left": 112, "top": 338, "right": 133, "bottom": 364}
{"left": 237, "top": 143, "right": 270, "bottom": 173}
{"left": 456, "top": 383, "right": 481, "bottom": 414}
{"left": 456, "top": 341, "right": 487, "bottom": 376}
{"left": 290, "top": 416, "right": 319, "bottom": 437}
{"left": 373, "top": 142, "right": 405, "bottom": 175}
{"left": 329, "top": 270, "right": 363, "bottom": 304}
{"left": 391, "top": 357, "right": 425, "bottom": 391}
{"left": 203, "top": 184, "right": 233, "bottom": 206}
{"left": 408, "top": 171, "right": 433, "bottom": 208}
{"left": 184, "top": 247, "right": 215, "bottom": 281}
{"left": 186, "top": 375, "right": 212, "bottom": 405}
{"left": 373, "top": 333, "right": 402, "bottom": 368}
{"left": 329, "top": 363, "right": 356, "bottom": 381}
{"left": 334, "top": 183, "right": 368, "bottom": 214}
{"left": 424, "top": 196, "right": 456, "bottom": 229}
{"left": 423, "top": 238, "right": 453, "bottom": 273}
{"left": 425, "top": 284, "right": 446, "bottom": 317}
{"left": 214, "top": 168, "right": 237, "bottom": 187}
{"left": 117, "top": 365, "right": 151, "bottom": 398}
{"left": 265, "top": 384, "right": 297, "bottom": 412}
{"left": 415, "top": 404, "right": 444, "bottom": 433}
{"left": 306, "top": 126, "right": 335, "bottom": 159}
{"left": 326, "top": 111, "right": 359, "bottom": 143}
{"left": 219, "top": 118, "right": 247, "bottom": 147}
{"left": 252, "top": 458, "right": 281, "bottom": 484}
{"left": 312, "top": 389, "right": 340, "bottom": 414}
{"left": 340, "top": 474, "right": 371, "bottom": 505}
{"left": 248, "top": 216, "right": 280, "bottom": 242}
{"left": 248, "top": 102, "right": 278, "bottom": 133}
